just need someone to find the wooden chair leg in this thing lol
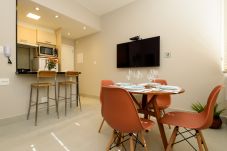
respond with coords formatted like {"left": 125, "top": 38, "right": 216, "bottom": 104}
{"left": 35, "top": 88, "right": 39, "bottom": 126}
{"left": 196, "top": 130, "right": 204, "bottom": 151}
{"left": 27, "top": 86, "right": 33, "bottom": 120}
{"left": 55, "top": 83, "right": 59, "bottom": 119}
{"left": 199, "top": 130, "right": 208, "bottom": 151}
{"left": 65, "top": 84, "right": 67, "bottom": 116}
{"left": 129, "top": 134, "right": 134, "bottom": 151}
{"left": 166, "top": 126, "right": 178, "bottom": 151}
{"left": 47, "top": 86, "right": 49, "bottom": 114}
{"left": 70, "top": 84, "right": 72, "bottom": 108}
{"left": 98, "top": 118, "right": 105, "bottom": 133}
{"left": 106, "top": 130, "right": 116, "bottom": 151}
{"left": 162, "top": 110, "right": 171, "bottom": 129}
{"left": 140, "top": 131, "right": 148, "bottom": 151}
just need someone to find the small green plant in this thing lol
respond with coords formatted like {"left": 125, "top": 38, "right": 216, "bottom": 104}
{"left": 191, "top": 102, "right": 226, "bottom": 119}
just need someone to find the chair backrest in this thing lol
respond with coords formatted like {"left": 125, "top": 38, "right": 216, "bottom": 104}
{"left": 199, "top": 85, "right": 223, "bottom": 129}
{"left": 100, "top": 80, "right": 114, "bottom": 104}
{"left": 101, "top": 86, "right": 144, "bottom": 133}
{"left": 152, "top": 79, "right": 167, "bottom": 85}
{"left": 152, "top": 79, "right": 171, "bottom": 107}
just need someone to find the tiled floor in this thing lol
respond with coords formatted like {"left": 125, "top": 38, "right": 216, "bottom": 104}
{"left": 0, "top": 96, "right": 226, "bottom": 151}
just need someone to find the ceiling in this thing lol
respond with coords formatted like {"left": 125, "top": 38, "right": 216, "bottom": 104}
{"left": 73, "top": 0, "right": 137, "bottom": 16}
{"left": 17, "top": 0, "right": 137, "bottom": 40}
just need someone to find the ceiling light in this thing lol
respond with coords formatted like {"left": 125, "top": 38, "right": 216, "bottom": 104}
{"left": 26, "top": 13, "right": 40, "bottom": 20}
{"left": 83, "top": 26, "right": 86, "bottom": 30}
{"left": 55, "top": 15, "right": 59, "bottom": 18}
{"left": 67, "top": 32, "right": 71, "bottom": 36}
{"left": 35, "top": 7, "right": 40, "bottom": 11}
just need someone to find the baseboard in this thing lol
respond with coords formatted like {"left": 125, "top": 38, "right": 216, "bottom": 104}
{"left": 0, "top": 114, "right": 25, "bottom": 126}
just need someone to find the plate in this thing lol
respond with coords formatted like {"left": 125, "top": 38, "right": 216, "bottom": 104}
{"left": 159, "top": 85, "right": 179, "bottom": 90}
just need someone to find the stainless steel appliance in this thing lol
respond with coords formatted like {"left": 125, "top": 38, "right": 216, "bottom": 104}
{"left": 38, "top": 45, "right": 57, "bottom": 57}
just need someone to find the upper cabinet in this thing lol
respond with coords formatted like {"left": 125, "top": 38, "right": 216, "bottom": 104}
{"left": 36, "top": 29, "right": 56, "bottom": 45}
{"left": 17, "top": 25, "right": 36, "bottom": 45}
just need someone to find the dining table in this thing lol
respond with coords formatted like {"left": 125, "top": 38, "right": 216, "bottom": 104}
{"left": 114, "top": 83, "right": 184, "bottom": 149}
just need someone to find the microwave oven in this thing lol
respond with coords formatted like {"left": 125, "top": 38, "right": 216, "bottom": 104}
{"left": 38, "top": 45, "right": 57, "bottom": 56}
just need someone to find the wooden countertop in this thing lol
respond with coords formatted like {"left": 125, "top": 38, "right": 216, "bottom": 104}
{"left": 16, "top": 71, "right": 81, "bottom": 75}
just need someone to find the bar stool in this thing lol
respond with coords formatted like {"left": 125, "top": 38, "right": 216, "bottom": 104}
{"left": 58, "top": 71, "right": 81, "bottom": 116}
{"left": 27, "top": 71, "right": 59, "bottom": 126}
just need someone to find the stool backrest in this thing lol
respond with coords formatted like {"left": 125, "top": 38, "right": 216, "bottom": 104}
{"left": 65, "top": 71, "right": 79, "bottom": 77}
{"left": 37, "top": 71, "right": 57, "bottom": 78}
{"left": 37, "top": 71, "right": 57, "bottom": 83}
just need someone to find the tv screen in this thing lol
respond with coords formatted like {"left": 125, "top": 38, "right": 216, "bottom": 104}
{"left": 117, "top": 36, "right": 160, "bottom": 68}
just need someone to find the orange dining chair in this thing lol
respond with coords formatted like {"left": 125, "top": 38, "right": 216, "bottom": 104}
{"left": 101, "top": 86, "right": 155, "bottom": 151}
{"left": 160, "top": 85, "right": 223, "bottom": 151}
{"left": 147, "top": 79, "right": 171, "bottom": 128}
{"left": 151, "top": 79, "right": 171, "bottom": 113}
{"left": 98, "top": 80, "right": 114, "bottom": 133}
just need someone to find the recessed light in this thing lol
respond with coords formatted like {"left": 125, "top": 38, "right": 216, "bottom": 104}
{"left": 35, "top": 7, "right": 40, "bottom": 11}
{"left": 67, "top": 32, "right": 71, "bottom": 36}
{"left": 55, "top": 15, "right": 59, "bottom": 18}
{"left": 83, "top": 26, "right": 86, "bottom": 30}
{"left": 26, "top": 13, "right": 40, "bottom": 20}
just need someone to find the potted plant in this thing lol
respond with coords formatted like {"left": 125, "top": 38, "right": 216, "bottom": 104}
{"left": 46, "top": 57, "right": 58, "bottom": 71}
{"left": 191, "top": 102, "right": 226, "bottom": 129}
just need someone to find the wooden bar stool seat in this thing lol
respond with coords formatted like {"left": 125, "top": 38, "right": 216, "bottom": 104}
{"left": 27, "top": 71, "right": 59, "bottom": 126}
{"left": 58, "top": 71, "right": 81, "bottom": 116}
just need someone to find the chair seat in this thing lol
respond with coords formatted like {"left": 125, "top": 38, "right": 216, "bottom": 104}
{"left": 140, "top": 118, "right": 155, "bottom": 131}
{"left": 58, "top": 81, "right": 76, "bottom": 85}
{"left": 31, "top": 82, "right": 52, "bottom": 87}
{"left": 160, "top": 111, "right": 205, "bottom": 129}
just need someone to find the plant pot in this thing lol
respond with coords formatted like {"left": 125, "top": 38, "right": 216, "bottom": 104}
{"left": 209, "top": 117, "right": 222, "bottom": 129}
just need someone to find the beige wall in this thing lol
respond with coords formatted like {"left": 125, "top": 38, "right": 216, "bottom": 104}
{"left": 0, "top": 0, "right": 226, "bottom": 120}
{"left": 76, "top": 0, "right": 225, "bottom": 111}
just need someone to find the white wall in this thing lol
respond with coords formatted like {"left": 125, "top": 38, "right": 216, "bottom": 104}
{"left": 0, "top": 0, "right": 225, "bottom": 120}
{"left": 76, "top": 0, "right": 225, "bottom": 111}
{"left": 0, "top": 0, "right": 30, "bottom": 119}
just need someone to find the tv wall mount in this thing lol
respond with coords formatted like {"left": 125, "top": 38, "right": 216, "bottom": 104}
{"left": 129, "top": 36, "right": 142, "bottom": 41}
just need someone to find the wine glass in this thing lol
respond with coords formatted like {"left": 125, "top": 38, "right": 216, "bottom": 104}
{"left": 134, "top": 70, "right": 143, "bottom": 84}
{"left": 153, "top": 70, "right": 159, "bottom": 81}
{"left": 126, "top": 69, "right": 133, "bottom": 84}
{"left": 147, "top": 69, "right": 154, "bottom": 82}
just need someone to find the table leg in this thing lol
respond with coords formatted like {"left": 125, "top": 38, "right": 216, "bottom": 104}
{"left": 151, "top": 95, "right": 168, "bottom": 149}
{"left": 142, "top": 95, "right": 148, "bottom": 119}
{"left": 76, "top": 76, "right": 79, "bottom": 106}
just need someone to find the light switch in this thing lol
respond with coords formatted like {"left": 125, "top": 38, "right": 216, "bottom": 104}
{"left": 164, "top": 52, "right": 171, "bottom": 58}
{"left": 0, "top": 78, "right": 9, "bottom": 85}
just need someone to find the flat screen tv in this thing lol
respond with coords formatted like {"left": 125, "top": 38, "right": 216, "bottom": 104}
{"left": 117, "top": 36, "right": 160, "bottom": 68}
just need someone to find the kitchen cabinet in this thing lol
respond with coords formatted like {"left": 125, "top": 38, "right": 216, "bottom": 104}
{"left": 17, "top": 25, "right": 37, "bottom": 45}
{"left": 37, "top": 29, "right": 56, "bottom": 45}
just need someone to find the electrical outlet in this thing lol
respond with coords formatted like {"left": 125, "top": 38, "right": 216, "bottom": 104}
{"left": 0, "top": 78, "right": 9, "bottom": 85}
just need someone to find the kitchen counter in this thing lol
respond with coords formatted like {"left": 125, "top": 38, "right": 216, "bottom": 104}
{"left": 16, "top": 71, "right": 81, "bottom": 75}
